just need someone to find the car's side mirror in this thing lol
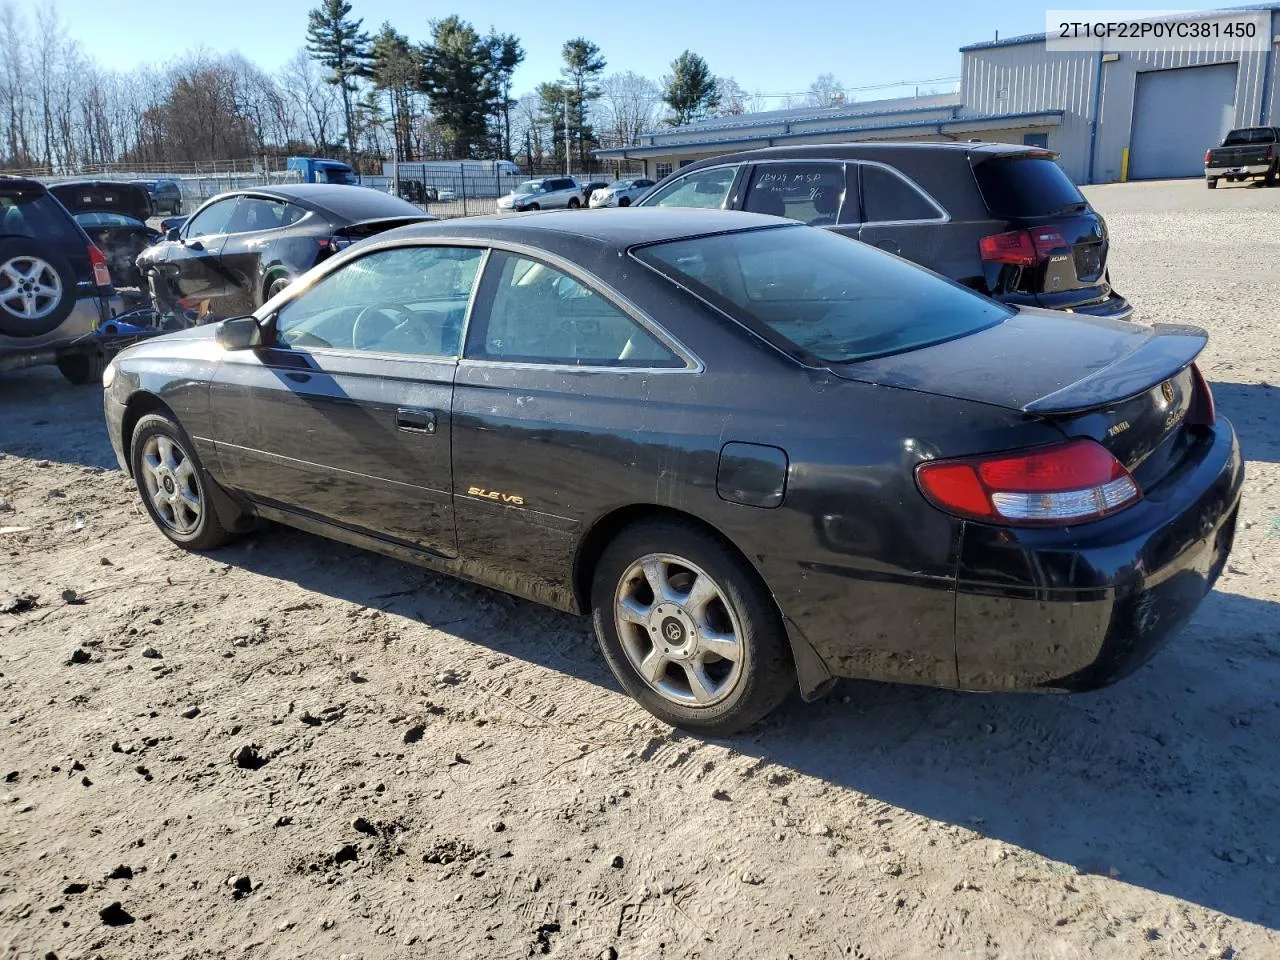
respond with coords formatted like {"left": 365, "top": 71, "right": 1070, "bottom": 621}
{"left": 216, "top": 316, "right": 262, "bottom": 351}
{"left": 166, "top": 228, "right": 181, "bottom": 242}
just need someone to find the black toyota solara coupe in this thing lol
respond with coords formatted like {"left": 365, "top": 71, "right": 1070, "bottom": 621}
{"left": 103, "top": 208, "right": 1243, "bottom": 734}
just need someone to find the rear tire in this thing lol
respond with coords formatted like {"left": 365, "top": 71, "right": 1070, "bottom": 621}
{"left": 590, "top": 518, "right": 794, "bottom": 734}
{"left": 56, "top": 349, "right": 106, "bottom": 386}
{"left": 130, "top": 412, "right": 242, "bottom": 551}
{"left": 1265, "top": 168, "right": 1277, "bottom": 188}
{"left": 0, "top": 238, "right": 79, "bottom": 337}
{"left": 618, "top": 197, "right": 631, "bottom": 207}
{"left": 1206, "top": 178, "right": 1218, "bottom": 189}
{"left": 568, "top": 197, "right": 581, "bottom": 209}
{"left": 264, "top": 275, "right": 291, "bottom": 303}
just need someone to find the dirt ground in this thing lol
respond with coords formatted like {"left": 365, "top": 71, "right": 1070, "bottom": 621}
{"left": 2, "top": 178, "right": 1278, "bottom": 960}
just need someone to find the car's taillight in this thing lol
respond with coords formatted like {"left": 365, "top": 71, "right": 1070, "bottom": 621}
{"left": 1187, "top": 362, "right": 1216, "bottom": 427}
{"left": 317, "top": 236, "right": 352, "bottom": 252}
{"left": 88, "top": 244, "right": 111, "bottom": 287}
{"left": 978, "top": 227, "right": 1067, "bottom": 266}
{"left": 1204, "top": 149, "right": 1212, "bottom": 165}
{"left": 916, "top": 438, "right": 1141, "bottom": 525}
{"left": 1267, "top": 145, "right": 1275, "bottom": 161}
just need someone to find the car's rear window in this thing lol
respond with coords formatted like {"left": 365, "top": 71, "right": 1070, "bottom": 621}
{"left": 633, "top": 225, "right": 1010, "bottom": 364}
{"left": 1222, "top": 128, "right": 1277, "bottom": 145}
{"left": 972, "top": 156, "right": 1086, "bottom": 217}
{"left": 0, "top": 189, "right": 79, "bottom": 241}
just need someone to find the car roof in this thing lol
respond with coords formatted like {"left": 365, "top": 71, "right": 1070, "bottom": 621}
{"left": 677, "top": 140, "right": 1054, "bottom": 167}
{"left": 0, "top": 174, "right": 47, "bottom": 194}
{"left": 389, "top": 207, "right": 793, "bottom": 249}
{"left": 203, "top": 183, "right": 425, "bottom": 221}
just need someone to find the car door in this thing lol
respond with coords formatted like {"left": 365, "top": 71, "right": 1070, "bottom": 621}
{"left": 216, "top": 195, "right": 302, "bottom": 317}
{"left": 854, "top": 163, "right": 950, "bottom": 269}
{"left": 163, "top": 196, "right": 240, "bottom": 304}
{"left": 451, "top": 248, "right": 697, "bottom": 604}
{"left": 208, "top": 243, "right": 487, "bottom": 558}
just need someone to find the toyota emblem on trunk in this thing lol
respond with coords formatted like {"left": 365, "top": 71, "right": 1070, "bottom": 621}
{"left": 1161, "top": 380, "right": 1175, "bottom": 404}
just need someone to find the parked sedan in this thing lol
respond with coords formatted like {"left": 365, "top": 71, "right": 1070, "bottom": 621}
{"left": 49, "top": 180, "right": 159, "bottom": 289}
{"left": 637, "top": 142, "right": 1132, "bottom": 320}
{"left": 495, "top": 177, "right": 581, "bottom": 212}
{"left": 589, "top": 177, "right": 657, "bottom": 208}
{"left": 104, "top": 209, "right": 1241, "bottom": 734}
{"left": 137, "top": 184, "right": 432, "bottom": 321}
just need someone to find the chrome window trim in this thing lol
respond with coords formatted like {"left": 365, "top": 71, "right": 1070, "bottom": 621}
{"left": 856, "top": 160, "right": 950, "bottom": 226}
{"left": 268, "top": 243, "right": 490, "bottom": 364}
{"left": 459, "top": 241, "right": 703, "bottom": 374}
{"left": 260, "top": 235, "right": 703, "bottom": 375}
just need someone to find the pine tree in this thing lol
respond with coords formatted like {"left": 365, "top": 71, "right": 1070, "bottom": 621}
{"left": 487, "top": 32, "right": 524, "bottom": 161}
{"left": 663, "top": 52, "right": 719, "bottom": 127}
{"left": 419, "top": 16, "right": 499, "bottom": 158}
{"left": 371, "top": 23, "right": 419, "bottom": 162}
{"left": 559, "top": 38, "right": 605, "bottom": 171}
{"left": 305, "top": 0, "right": 371, "bottom": 163}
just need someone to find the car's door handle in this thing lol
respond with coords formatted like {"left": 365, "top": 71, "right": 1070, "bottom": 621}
{"left": 396, "top": 408, "right": 437, "bottom": 434}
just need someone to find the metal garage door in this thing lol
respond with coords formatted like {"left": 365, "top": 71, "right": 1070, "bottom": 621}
{"left": 1129, "top": 63, "right": 1238, "bottom": 179}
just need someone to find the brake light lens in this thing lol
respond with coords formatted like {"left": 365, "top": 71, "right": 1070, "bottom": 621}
{"left": 1267, "top": 145, "right": 1275, "bottom": 161}
{"left": 1204, "top": 149, "right": 1212, "bottom": 165}
{"left": 916, "top": 438, "right": 1141, "bottom": 525}
{"left": 88, "top": 244, "right": 111, "bottom": 287}
{"left": 978, "top": 228, "right": 1067, "bottom": 266}
{"left": 1187, "top": 363, "right": 1216, "bottom": 427}
{"left": 318, "top": 236, "right": 353, "bottom": 251}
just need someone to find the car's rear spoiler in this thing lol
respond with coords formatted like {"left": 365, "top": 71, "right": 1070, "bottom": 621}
{"left": 335, "top": 215, "right": 435, "bottom": 236}
{"left": 1022, "top": 323, "right": 1208, "bottom": 415}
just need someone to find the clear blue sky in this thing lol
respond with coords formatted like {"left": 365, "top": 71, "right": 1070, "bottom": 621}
{"left": 40, "top": 0, "right": 1187, "bottom": 100}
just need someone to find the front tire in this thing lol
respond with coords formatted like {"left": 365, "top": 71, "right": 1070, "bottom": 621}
{"left": 130, "top": 413, "right": 241, "bottom": 551}
{"left": 591, "top": 519, "right": 794, "bottom": 734}
{"left": 56, "top": 349, "right": 106, "bottom": 386}
{"left": 567, "top": 197, "right": 581, "bottom": 209}
{"left": 528, "top": 203, "right": 540, "bottom": 211}
{"left": 618, "top": 197, "right": 631, "bottom": 207}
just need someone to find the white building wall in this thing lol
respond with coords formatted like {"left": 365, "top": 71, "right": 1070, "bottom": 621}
{"left": 962, "top": 10, "right": 1280, "bottom": 183}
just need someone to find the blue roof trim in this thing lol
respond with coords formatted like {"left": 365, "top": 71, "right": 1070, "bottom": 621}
{"left": 594, "top": 110, "right": 1065, "bottom": 158}
{"left": 961, "top": 3, "right": 1280, "bottom": 51}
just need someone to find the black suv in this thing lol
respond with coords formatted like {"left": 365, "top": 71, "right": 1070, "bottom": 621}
{"left": 637, "top": 142, "right": 1130, "bottom": 320}
{"left": 0, "top": 176, "right": 125, "bottom": 384}
{"left": 135, "top": 179, "right": 183, "bottom": 216}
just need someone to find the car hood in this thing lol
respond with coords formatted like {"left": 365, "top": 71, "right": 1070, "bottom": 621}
{"left": 49, "top": 181, "right": 151, "bottom": 221}
{"left": 829, "top": 307, "right": 1207, "bottom": 414}
{"left": 502, "top": 192, "right": 539, "bottom": 202}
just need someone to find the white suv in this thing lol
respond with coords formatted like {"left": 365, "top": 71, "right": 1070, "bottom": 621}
{"left": 496, "top": 177, "right": 582, "bottom": 213}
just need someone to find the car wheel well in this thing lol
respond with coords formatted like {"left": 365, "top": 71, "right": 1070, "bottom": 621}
{"left": 573, "top": 504, "right": 761, "bottom": 613}
{"left": 120, "top": 392, "right": 174, "bottom": 476}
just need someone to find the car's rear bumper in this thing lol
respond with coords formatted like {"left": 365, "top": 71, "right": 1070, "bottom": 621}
{"left": 1206, "top": 164, "right": 1270, "bottom": 177}
{"left": 1067, "top": 292, "right": 1133, "bottom": 321}
{"left": 953, "top": 420, "right": 1243, "bottom": 691}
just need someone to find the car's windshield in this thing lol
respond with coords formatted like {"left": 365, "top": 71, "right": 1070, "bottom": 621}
{"left": 516, "top": 181, "right": 544, "bottom": 194}
{"left": 1223, "top": 128, "right": 1278, "bottom": 145}
{"left": 634, "top": 225, "right": 1010, "bottom": 364}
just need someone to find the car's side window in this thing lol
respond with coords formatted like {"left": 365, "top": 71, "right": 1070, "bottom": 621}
{"left": 642, "top": 165, "right": 739, "bottom": 209}
{"left": 274, "top": 245, "right": 485, "bottom": 359}
{"left": 227, "top": 197, "right": 290, "bottom": 234}
{"left": 860, "top": 165, "right": 945, "bottom": 223}
{"left": 465, "top": 251, "right": 683, "bottom": 368}
{"left": 743, "top": 163, "right": 846, "bottom": 226}
{"left": 184, "top": 198, "right": 240, "bottom": 238}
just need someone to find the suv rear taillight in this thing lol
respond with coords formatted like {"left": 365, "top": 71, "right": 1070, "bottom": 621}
{"left": 1187, "top": 363, "right": 1216, "bottom": 427}
{"left": 1204, "top": 149, "right": 1212, "bottom": 165}
{"left": 978, "top": 227, "right": 1067, "bottom": 266}
{"left": 916, "top": 438, "right": 1141, "bottom": 526}
{"left": 88, "top": 244, "right": 111, "bottom": 287}
{"left": 1266, "top": 145, "right": 1275, "bottom": 162}
{"left": 318, "top": 236, "right": 352, "bottom": 252}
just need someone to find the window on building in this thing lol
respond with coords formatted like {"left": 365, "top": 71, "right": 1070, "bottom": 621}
{"left": 655, "top": 162, "right": 673, "bottom": 179}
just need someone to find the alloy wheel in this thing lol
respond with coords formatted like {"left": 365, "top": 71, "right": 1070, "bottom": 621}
{"left": 0, "top": 256, "right": 62, "bottom": 320}
{"left": 139, "top": 434, "right": 203, "bottom": 535}
{"left": 614, "top": 553, "right": 745, "bottom": 707}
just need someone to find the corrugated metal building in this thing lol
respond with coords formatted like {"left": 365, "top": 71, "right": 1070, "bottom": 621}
{"left": 596, "top": 3, "right": 1280, "bottom": 184}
